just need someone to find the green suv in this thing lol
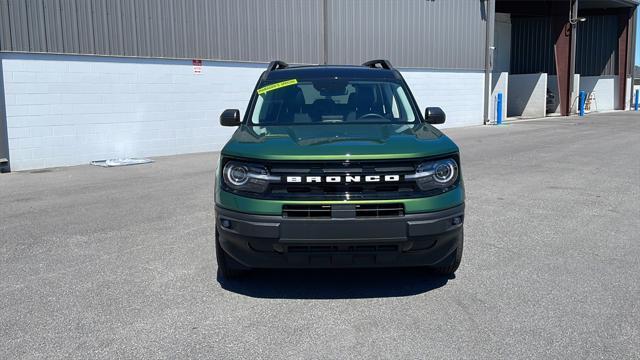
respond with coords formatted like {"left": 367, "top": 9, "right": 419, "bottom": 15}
{"left": 214, "top": 60, "right": 464, "bottom": 279}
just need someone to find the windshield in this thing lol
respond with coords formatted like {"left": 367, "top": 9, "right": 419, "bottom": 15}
{"left": 250, "top": 78, "right": 417, "bottom": 125}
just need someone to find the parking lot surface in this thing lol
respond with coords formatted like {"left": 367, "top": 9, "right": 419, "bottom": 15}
{"left": 1, "top": 112, "right": 639, "bottom": 359}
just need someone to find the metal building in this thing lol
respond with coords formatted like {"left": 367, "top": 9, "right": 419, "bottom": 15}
{"left": 0, "top": 0, "right": 637, "bottom": 171}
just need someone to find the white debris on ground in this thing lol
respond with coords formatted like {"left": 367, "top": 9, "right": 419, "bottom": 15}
{"left": 90, "top": 158, "right": 154, "bottom": 167}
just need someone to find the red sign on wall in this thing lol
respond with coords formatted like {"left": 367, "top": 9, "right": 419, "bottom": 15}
{"left": 192, "top": 59, "right": 202, "bottom": 74}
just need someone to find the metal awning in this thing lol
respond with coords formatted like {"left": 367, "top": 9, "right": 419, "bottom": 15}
{"left": 580, "top": 0, "right": 638, "bottom": 9}
{"left": 497, "top": 0, "right": 638, "bottom": 15}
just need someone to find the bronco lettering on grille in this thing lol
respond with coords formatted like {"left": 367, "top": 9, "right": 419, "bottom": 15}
{"left": 285, "top": 175, "right": 401, "bottom": 184}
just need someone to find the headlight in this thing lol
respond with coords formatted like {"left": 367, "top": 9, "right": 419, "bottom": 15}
{"left": 406, "top": 158, "right": 459, "bottom": 191}
{"left": 225, "top": 164, "right": 249, "bottom": 186}
{"left": 222, "top": 161, "right": 279, "bottom": 193}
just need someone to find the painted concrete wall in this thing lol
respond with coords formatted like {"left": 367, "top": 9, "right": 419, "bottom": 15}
{"left": 0, "top": 58, "right": 9, "bottom": 167}
{"left": 547, "top": 74, "right": 580, "bottom": 114}
{"left": 625, "top": 77, "right": 631, "bottom": 110}
{"left": 507, "top": 73, "right": 547, "bottom": 118}
{"left": 494, "top": 13, "right": 512, "bottom": 74}
{"left": 401, "top": 69, "right": 485, "bottom": 128}
{"left": 579, "top": 75, "right": 618, "bottom": 112}
{"left": 546, "top": 75, "right": 560, "bottom": 114}
{"left": 490, "top": 72, "right": 508, "bottom": 123}
{"left": 1, "top": 53, "right": 265, "bottom": 170}
{"left": 1, "top": 53, "right": 484, "bottom": 170}
{"left": 573, "top": 76, "right": 582, "bottom": 114}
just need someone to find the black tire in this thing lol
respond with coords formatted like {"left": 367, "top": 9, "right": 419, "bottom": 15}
{"left": 215, "top": 229, "right": 248, "bottom": 280}
{"left": 430, "top": 229, "right": 463, "bottom": 276}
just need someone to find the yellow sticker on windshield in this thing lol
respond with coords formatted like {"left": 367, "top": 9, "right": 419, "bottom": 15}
{"left": 257, "top": 79, "right": 298, "bottom": 95}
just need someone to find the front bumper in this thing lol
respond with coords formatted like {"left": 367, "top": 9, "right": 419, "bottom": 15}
{"left": 216, "top": 203, "right": 464, "bottom": 268}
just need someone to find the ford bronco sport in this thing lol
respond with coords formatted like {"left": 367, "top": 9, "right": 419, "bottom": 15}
{"left": 215, "top": 60, "right": 465, "bottom": 279}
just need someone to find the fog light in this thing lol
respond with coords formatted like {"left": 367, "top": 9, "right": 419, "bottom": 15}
{"left": 220, "top": 219, "right": 232, "bottom": 229}
{"left": 452, "top": 216, "right": 462, "bottom": 225}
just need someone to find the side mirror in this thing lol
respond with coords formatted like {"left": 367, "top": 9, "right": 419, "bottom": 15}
{"left": 220, "top": 109, "right": 241, "bottom": 126}
{"left": 424, "top": 107, "right": 446, "bottom": 125}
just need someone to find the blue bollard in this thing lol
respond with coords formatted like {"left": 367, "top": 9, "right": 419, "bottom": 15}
{"left": 579, "top": 90, "right": 586, "bottom": 117}
{"left": 496, "top": 92, "right": 503, "bottom": 125}
{"left": 635, "top": 89, "right": 639, "bottom": 111}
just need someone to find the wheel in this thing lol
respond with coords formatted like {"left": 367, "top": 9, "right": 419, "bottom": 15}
{"left": 215, "top": 229, "right": 248, "bottom": 280}
{"left": 430, "top": 229, "right": 463, "bottom": 276}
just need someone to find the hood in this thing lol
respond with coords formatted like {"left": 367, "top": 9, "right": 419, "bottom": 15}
{"left": 221, "top": 123, "right": 459, "bottom": 161}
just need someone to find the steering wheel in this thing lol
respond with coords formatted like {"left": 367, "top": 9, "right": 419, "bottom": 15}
{"left": 359, "top": 113, "right": 386, "bottom": 119}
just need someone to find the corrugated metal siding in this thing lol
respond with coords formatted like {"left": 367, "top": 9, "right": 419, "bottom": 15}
{"left": 75, "top": 0, "right": 95, "bottom": 54}
{"left": 510, "top": 15, "right": 619, "bottom": 76}
{"left": 576, "top": 15, "right": 618, "bottom": 76}
{"left": 0, "top": 1, "right": 11, "bottom": 52}
{"left": 326, "top": 0, "right": 486, "bottom": 69}
{"left": 0, "top": 0, "right": 485, "bottom": 69}
{"left": 26, "top": 0, "right": 46, "bottom": 52}
{"left": 510, "top": 16, "right": 555, "bottom": 74}
{"left": 43, "top": 0, "right": 64, "bottom": 53}
{"left": 7, "top": 0, "right": 30, "bottom": 51}
{"left": 0, "top": 0, "right": 323, "bottom": 64}
{"left": 61, "top": 0, "right": 81, "bottom": 53}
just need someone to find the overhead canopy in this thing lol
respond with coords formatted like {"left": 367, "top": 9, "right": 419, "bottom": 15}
{"left": 580, "top": 0, "right": 639, "bottom": 9}
{"left": 497, "top": 0, "right": 638, "bottom": 15}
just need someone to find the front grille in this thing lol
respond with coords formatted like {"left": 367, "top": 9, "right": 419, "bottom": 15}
{"left": 355, "top": 204, "right": 404, "bottom": 217}
{"left": 283, "top": 205, "right": 332, "bottom": 218}
{"left": 268, "top": 159, "right": 421, "bottom": 200}
{"left": 220, "top": 155, "right": 460, "bottom": 200}
{"left": 283, "top": 204, "right": 404, "bottom": 218}
{"left": 286, "top": 244, "right": 399, "bottom": 253}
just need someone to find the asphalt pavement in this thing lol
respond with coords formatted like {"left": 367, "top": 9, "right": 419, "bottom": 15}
{"left": 1, "top": 112, "right": 639, "bottom": 359}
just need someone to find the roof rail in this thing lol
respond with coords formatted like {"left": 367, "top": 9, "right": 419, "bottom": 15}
{"left": 266, "top": 60, "right": 289, "bottom": 72}
{"left": 362, "top": 59, "right": 393, "bottom": 69}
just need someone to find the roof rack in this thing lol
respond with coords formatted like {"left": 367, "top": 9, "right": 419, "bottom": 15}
{"left": 362, "top": 59, "right": 393, "bottom": 69}
{"left": 266, "top": 60, "right": 289, "bottom": 72}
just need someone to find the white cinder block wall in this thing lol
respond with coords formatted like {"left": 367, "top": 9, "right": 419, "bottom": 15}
{"left": 401, "top": 69, "right": 485, "bottom": 128}
{"left": 2, "top": 53, "right": 265, "bottom": 171}
{"left": 507, "top": 73, "right": 548, "bottom": 118}
{"left": 547, "top": 74, "right": 580, "bottom": 114}
{"left": 579, "top": 75, "right": 618, "bottom": 112}
{"left": 490, "top": 72, "right": 509, "bottom": 122}
{"left": 625, "top": 77, "right": 631, "bottom": 110}
{"left": 2, "top": 53, "right": 485, "bottom": 170}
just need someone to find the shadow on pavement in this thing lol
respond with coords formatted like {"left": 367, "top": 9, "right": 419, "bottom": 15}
{"left": 218, "top": 268, "right": 452, "bottom": 299}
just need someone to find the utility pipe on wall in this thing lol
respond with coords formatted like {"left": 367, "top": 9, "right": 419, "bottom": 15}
{"left": 569, "top": 0, "right": 579, "bottom": 113}
{"left": 483, "top": 0, "right": 495, "bottom": 125}
{"left": 0, "top": 57, "right": 10, "bottom": 173}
